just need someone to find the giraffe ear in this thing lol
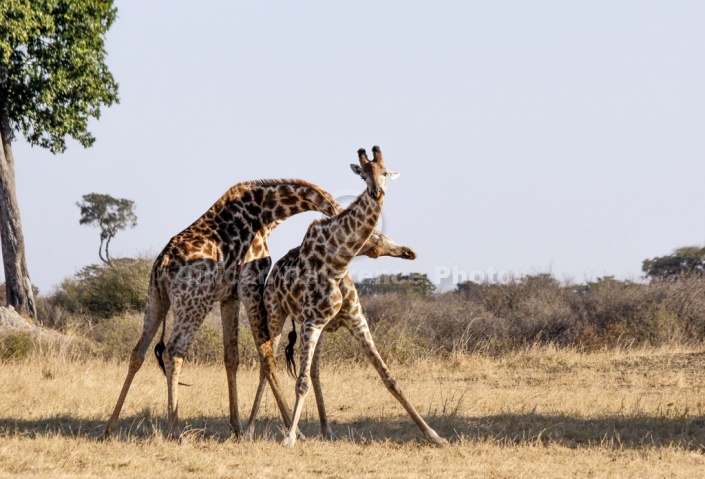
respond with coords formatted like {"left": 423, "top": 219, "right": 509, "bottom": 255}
{"left": 386, "top": 170, "right": 400, "bottom": 180}
{"left": 350, "top": 164, "right": 363, "bottom": 176}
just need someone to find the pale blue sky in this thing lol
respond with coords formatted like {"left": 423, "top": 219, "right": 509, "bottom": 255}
{"left": 7, "top": 1, "right": 705, "bottom": 293}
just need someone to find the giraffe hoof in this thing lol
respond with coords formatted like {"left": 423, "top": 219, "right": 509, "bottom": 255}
{"left": 281, "top": 436, "right": 297, "bottom": 448}
{"left": 230, "top": 425, "right": 243, "bottom": 440}
{"left": 166, "top": 430, "right": 182, "bottom": 442}
{"left": 428, "top": 433, "right": 449, "bottom": 446}
{"left": 322, "top": 428, "right": 335, "bottom": 440}
{"left": 242, "top": 427, "right": 256, "bottom": 442}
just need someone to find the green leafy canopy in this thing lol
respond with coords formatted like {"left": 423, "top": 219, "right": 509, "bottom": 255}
{"left": 0, "top": 0, "right": 119, "bottom": 153}
{"left": 77, "top": 193, "right": 136, "bottom": 239}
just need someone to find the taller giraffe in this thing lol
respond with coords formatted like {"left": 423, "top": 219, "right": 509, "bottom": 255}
{"left": 262, "top": 147, "right": 446, "bottom": 447}
{"left": 104, "top": 179, "right": 344, "bottom": 440}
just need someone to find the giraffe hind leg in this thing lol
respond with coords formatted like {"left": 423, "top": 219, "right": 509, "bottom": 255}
{"left": 163, "top": 304, "right": 211, "bottom": 441}
{"left": 104, "top": 285, "right": 168, "bottom": 438}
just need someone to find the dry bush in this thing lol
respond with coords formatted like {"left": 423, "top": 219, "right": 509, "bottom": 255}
{"left": 81, "top": 308, "right": 261, "bottom": 366}
{"left": 0, "top": 328, "right": 93, "bottom": 362}
{"left": 46, "top": 258, "right": 153, "bottom": 320}
{"left": 0, "top": 331, "right": 35, "bottom": 360}
{"left": 356, "top": 274, "right": 705, "bottom": 358}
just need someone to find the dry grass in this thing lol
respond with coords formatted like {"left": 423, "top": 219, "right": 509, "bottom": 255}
{"left": 1, "top": 347, "right": 705, "bottom": 478}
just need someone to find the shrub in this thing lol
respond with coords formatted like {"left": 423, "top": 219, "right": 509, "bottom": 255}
{"left": 84, "top": 308, "right": 262, "bottom": 366}
{"left": 188, "top": 317, "right": 224, "bottom": 365}
{"left": 0, "top": 331, "right": 36, "bottom": 360}
{"left": 88, "top": 312, "right": 144, "bottom": 360}
{"left": 344, "top": 274, "right": 705, "bottom": 360}
{"left": 48, "top": 258, "right": 153, "bottom": 319}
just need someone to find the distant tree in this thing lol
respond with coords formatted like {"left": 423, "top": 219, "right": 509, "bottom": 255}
{"left": 455, "top": 273, "right": 559, "bottom": 303}
{"left": 77, "top": 194, "right": 136, "bottom": 265}
{"left": 356, "top": 272, "right": 436, "bottom": 298}
{"left": 0, "top": 1, "right": 119, "bottom": 318}
{"left": 642, "top": 246, "right": 705, "bottom": 280}
{"left": 455, "top": 280, "right": 482, "bottom": 299}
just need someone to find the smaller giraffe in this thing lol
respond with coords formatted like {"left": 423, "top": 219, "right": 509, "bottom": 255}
{"left": 260, "top": 146, "right": 446, "bottom": 447}
{"left": 243, "top": 231, "right": 417, "bottom": 438}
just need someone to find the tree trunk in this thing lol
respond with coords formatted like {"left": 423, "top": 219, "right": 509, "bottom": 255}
{"left": 0, "top": 64, "right": 36, "bottom": 319}
{"left": 98, "top": 236, "right": 107, "bottom": 265}
{"left": 104, "top": 234, "right": 113, "bottom": 266}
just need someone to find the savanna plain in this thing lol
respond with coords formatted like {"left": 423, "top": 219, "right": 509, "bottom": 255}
{"left": 2, "top": 346, "right": 705, "bottom": 478}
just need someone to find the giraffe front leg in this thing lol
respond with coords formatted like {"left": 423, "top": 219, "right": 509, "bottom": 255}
{"left": 245, "top": 366, "right": 267, "bottom": 440}
{"left": 282, "top": 323, "right": 322, "bottom": 448}
{"left": 239, "top": 258, "right": 282, "bottom": 439}
{"left": 311, "top": 334, "right": 334, "bottom": 439}
{"left": 221, "top": 297, "right": 242, "bottom": 437}
{"left": 349, "top": 316, "right": 448, "bottom": 446}
{"left": 246, "top": 337, "right": 285, "bottom": 438}
{"left": 245, "top": 327, "right": 283, "bottom": 439}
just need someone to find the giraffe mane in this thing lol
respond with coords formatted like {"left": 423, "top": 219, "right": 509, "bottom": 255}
{"left": 241, "top": 178, "right": 323, "bottom": 190}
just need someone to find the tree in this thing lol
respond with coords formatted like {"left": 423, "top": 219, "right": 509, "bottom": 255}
{"left": 356, "top": 273, "right": 436, "bottom": 298}
{"left": 77, "top": 193, "right": 136, "bottom": 265}
{"left": 642, "top": 246, "right": 705, "bottom": 280}
{"left": 0, "top": 1, "right": 119, "bottom": 318}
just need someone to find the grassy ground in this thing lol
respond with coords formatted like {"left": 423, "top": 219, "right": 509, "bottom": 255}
{"left": 1, "top": 346, "right": 705, "bottom": 478}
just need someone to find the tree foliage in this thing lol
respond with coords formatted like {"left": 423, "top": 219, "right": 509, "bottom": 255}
{"left": 642, "top": 246, "right": 705, "bottom": 280}
{"left": 356, "top": 273, "right": 436, "bottom": 298}
{"left": 0, "top": 0, "right": 119, "bottom": 152}
{"left": 77, "top": 193, "right": 136, "bottom": 265}
{"left": 0, "top": 0, "right": 118, "bottom": 318}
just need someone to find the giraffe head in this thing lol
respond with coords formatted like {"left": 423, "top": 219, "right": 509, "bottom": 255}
{"left": 350, "top": 146, "right": 399, "bottom": 200}
{"left": 360, "top": 231, "right": 417, "bottom": 260}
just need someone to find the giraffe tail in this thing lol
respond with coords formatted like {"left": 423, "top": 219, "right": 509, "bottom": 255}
{"left": 154, "top": 325, "right": 192, "bottom": 387}
{"left": 284, "top": 317, "right": 298, "bottom": 378}
{"left": 153, "top": 281, "right": 168, "bottom": 376}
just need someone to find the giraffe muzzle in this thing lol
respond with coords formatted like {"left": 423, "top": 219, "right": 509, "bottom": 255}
{"left": 399, "top": 247, "right": 417, "bottom": 260}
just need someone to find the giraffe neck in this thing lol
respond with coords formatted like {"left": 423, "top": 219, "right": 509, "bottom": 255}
{"left": 188, "top": 179, "right": 343, "bottom": 266}
{"left": 317, "top": 187, "right": 383, "bottom": 270}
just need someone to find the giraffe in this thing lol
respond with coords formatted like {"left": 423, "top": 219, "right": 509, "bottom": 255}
{"left": 103, "top": 177, "right": 416, "bottom": 440}
{"left": 259, "top": 146, "right": 447, "bottom": 447}
{"left": 104, "top": 179, "right": 348, "bottom": 440}
{"left": 243, "top": 231, "right": 417, "bottom": 438}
